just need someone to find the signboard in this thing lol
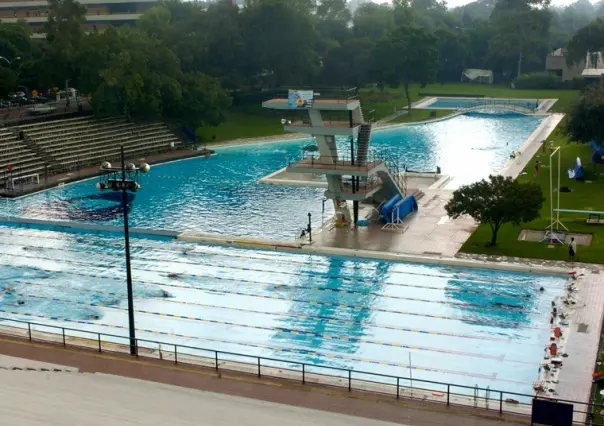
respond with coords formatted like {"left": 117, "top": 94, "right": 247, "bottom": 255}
{"left": 288, "top": 90, "right": 314, "bottom": 109}
{"left": 532, "top": 399, "right": 573, "bottom": 426}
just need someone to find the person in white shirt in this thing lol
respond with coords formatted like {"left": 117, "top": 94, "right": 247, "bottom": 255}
{"left": 568, "top": 237, "right": 577, "bottom": 261}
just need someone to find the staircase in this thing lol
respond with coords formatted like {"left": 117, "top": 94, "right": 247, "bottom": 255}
{"left": 15, "top": 128, "right": 61, "bottom": 173}
{"left": 356, "top": 124, "right": 371, "bottom": 166}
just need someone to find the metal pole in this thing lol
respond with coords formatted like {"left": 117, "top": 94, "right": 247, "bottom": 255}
{"left": 499, "top": 391, "right": 503, "bottom": 414}
{"left": 549, "top": 149, "right": 554, "bottom": 235}
{"left": 302, "top": 364, "right": 305, "bottom": 384}
{"left": 121, "top": 145, "right": 137, "bottom": 356}
{"left": 409, "top": 352, "right": 413, "bottom": 398}
{"left": 557, "top": 148, "right": 561, "bottom": 228}
{"left": 307, "top": 213, "right": 312, "bottom": 244}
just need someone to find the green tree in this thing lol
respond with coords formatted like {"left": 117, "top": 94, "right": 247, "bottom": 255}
{"left": 567, "top": 84, "right": 604, "bottom": 144}
{"left": 353, "top": 3, "right": 395, "bottom": 40}
{"left": 241, "top": 0, "right": 319, "bottom": 87}
{"left": 41, "top": 0, "right": 87, "bottom": 87}
{"left": 0, "top": 67, "right": 18, "bottom": 97}
{"left": 489, "top": 0, "right": 551, "bottom": 78}
{"left": 373, "top": 25, "right": 439, "bottom": 110}
{"left": 164, "top": 71, "right": 232, "bottom": 129}
{"left": 566, "top": 18, "right": 604, "bottom": 66}
{"left": 445, "top": 175, "right": 544, "bottom": 246}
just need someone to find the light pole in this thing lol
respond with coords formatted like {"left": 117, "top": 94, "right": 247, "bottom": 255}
{"left": 0, "top": 56, "right": 20, "bottom": 65}
{"left": 97, "top": 146, "right": 150, "bottom": 355}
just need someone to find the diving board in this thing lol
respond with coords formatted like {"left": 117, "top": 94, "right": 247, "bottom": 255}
{"left": 554, "top": 209, "right": 604, "bottom": 224}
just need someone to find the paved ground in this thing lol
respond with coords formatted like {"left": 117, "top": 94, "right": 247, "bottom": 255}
{"left": 0, "top": 337, "right": 529, "bottom": 426}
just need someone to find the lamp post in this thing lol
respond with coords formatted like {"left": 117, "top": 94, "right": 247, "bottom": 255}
{"left": 97, "top": 146, "right": 150, "bottom": 356}
{"left": 0, "top": 56, "right": 20, "bottom": 65}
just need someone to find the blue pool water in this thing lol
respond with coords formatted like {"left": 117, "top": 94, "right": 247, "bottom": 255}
{"left": 429, "top": 98, "right": 539, "bottom": 110}
{"left": 0, "top": 226, "right": 566, "bottom": 396}
{"left": 3, "top": 112, "right": 542, "bottom": 239}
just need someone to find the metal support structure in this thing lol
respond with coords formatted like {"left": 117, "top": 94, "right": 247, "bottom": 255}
{"left": 542, "top": 146, "right": 568, "bottom": 243}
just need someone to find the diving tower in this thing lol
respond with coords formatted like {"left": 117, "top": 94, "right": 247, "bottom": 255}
{"left": 263, "top": 88, "right": 406, "bottom": 224}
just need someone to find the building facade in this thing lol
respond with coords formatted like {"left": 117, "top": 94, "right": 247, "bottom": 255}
{"left": 545, "top": 48, "right": 584, "bottom": 82}
{"left": 0, "top": 0, "right": 156, "bottom": 36}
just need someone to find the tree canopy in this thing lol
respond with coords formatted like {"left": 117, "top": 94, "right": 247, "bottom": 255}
{"left": 567, "top": 84, "right": 604, "bottom": 144}
{"left": 445, "top": 175, "right": 544, "bottom": 246}
{"left": 2, "top": 0, "right": 604, "bottom": 130}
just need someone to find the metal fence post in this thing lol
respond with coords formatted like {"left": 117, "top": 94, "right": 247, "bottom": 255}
{"left": 135, "top": 339, "right": 138, "bottom": 358}
{"left": 348, "top": 370, "right": 351, "bottom": 392}
{"left": 447, "top": 385, "right": 450, "bottom": 406}
{"left": 27, "top": 322, "right": 31, "bottom": 341}
{"left": 215, "top": 352, "right": 218, "bottom": 370}
{"left": 499, "top": 392, "right": 503, "bottom": 414}
{"left": 257, "top": 358, "right": 261, "bottom": 378}
{"left": 174, "top": 345, "right": 178, "bottom": 364}
{"left": 62, "top": 328, "right": 65, "bottom": 347}
{"left": 97, "top": 333, "right": 101, "bottom": 352}
{"left": 302, "top": 364, "right": 305, "bottom": 384}
{"left": 396, "top": 377, "right": 400, "bottom": 399}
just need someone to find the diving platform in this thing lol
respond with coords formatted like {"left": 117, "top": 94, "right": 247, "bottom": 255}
{"left": 262, "top": 88, "right": 406, "bottom": 224}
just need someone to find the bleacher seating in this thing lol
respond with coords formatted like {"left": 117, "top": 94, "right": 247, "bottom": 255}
{"left": 0, "top": 128, "right": 47, "bottom": 187}
{"left": 13, "top": 116, "right": 182, "bottom": 173}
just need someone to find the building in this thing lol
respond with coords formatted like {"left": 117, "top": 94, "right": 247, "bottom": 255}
{"left": 545, "top": 48, "right": 584, "bottom": 82}
{"left": 0, "top": 0, "right": 157, "bottom": 37}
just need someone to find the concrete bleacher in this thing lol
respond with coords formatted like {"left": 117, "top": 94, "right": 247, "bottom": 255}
{"left": 0, "top": 128, "right": 47, "bottom": 187}
{"left": 14, "top": 116, "right": 182, "bottom": 173}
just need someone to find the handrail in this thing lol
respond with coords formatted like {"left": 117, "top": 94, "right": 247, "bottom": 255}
{"left": 457, "top": 102, "right": 535, "bottom": 115}
{"left": 0, "top": 315, "right": 602, "bottom": 424}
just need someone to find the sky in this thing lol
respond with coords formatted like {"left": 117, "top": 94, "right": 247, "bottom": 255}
{"left": 372, "top": 0, "right": 582, "bottom": 9}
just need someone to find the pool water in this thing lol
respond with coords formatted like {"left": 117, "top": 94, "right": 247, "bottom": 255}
{"left": 428, "top": 98, "right": 539, "bottom": 110}
{"left": 0, "top": 226, "right": 566, "bottom": 395}
{"left": 2, "top": 112, "right": 542, "bottom": 240}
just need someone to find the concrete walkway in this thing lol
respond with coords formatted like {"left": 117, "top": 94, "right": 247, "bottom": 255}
{"left": 0, "top": 337, "right": 529, "bottom": 426}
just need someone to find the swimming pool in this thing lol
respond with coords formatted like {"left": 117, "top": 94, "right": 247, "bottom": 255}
{"left": 426, "top": 98, "right": 539, "bottom": 110}
{"left": 0, "top": 226, "right": 566, "bottom": 395}
{"left": 2, "top": 112, "right": 543, "bottom": 239}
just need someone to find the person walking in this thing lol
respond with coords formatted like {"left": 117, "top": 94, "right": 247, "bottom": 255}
{"left": 568, "top": 237, "right": 577, "bottom": 262}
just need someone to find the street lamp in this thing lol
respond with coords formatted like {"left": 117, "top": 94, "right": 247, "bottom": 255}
{"left": 97, "top": 145, "right": 151, "bottom": 355}
{"left": 0, "top": 56, "right": 21, "bottom": 65}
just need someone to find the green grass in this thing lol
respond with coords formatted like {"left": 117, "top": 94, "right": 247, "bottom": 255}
{"left": 460, "top": 129, "right": 604, "bottom": 264}
{"left": 196, "top": 105, "right": 286, "bottom": 143}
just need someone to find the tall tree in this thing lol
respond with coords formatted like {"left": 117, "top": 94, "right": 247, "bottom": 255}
{"left": 353, "top": 3, "right": 395, "bottom": 40}
{"left": 566, "top": 18, "right": 604, "bottom": 66}
{"left": 445, "top": 175, "right": 544, "bottom": 246}
{"left": 489, "top": 0, "right": 551, "bottom": 78}
{"left": 373, "top": 25, "right": 439, "bottom": 110}
{"left": 241, "top": 0, "right": 319, "bottom": 88}
{"left": 567, "top": 84, "right": 604, "bottom": 144}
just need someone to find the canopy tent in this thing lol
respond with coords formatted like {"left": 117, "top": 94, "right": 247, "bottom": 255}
{"left": 461, "top": 69, "right": 493, "bottom": 84}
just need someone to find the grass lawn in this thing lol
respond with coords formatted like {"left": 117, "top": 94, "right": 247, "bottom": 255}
{"left": 460, "top": 128, "right": 604, "bottom": 264}
{"left": 196, "top": 106, "right": 286, "bottom": 143}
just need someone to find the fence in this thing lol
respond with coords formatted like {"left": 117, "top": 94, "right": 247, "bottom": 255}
{"left": 0, "top": 316, "right": 601, "bottom": 424}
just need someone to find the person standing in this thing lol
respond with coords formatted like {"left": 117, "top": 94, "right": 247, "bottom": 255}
{"left": 568, "top": 237, "right": 577, "bottom": 262}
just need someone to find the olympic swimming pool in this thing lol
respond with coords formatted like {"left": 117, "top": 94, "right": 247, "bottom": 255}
{"left": 2, "top": 111, "right": 543, "bottom": 240}
{"left": 0, "top": 109, "right": 559, "bottom": 398}
{"left": 0, "top": 226, "right": 566, "bottom": 396}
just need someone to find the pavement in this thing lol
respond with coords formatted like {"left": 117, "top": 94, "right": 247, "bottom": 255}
{"left": 0, "top": 337, "right": 530, "bottom": 426}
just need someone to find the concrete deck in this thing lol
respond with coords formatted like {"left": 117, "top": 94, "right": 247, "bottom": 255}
{"left": 0, "top": 337, "right": 531, "bottom": 426}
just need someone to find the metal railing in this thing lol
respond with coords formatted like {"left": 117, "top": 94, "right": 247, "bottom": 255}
{"left": 0, "top": 316, "right": 601, "bottom": 424}
{"left": 457, "top": 101, "right": 536, "bottom": 114}
{"left": 288, "top": 151, "right": 384, "bottom": 171}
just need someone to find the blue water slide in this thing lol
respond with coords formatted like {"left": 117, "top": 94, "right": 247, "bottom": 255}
{"left": 381, "top": 194, "right": 418, "bottom": 223}
{"left": 379, "top": 194, "right": 402, "bottom": 222}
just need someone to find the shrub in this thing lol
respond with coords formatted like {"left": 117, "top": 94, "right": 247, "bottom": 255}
{"left": 514, "top": 72, "right": 560, "bottom": 90}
